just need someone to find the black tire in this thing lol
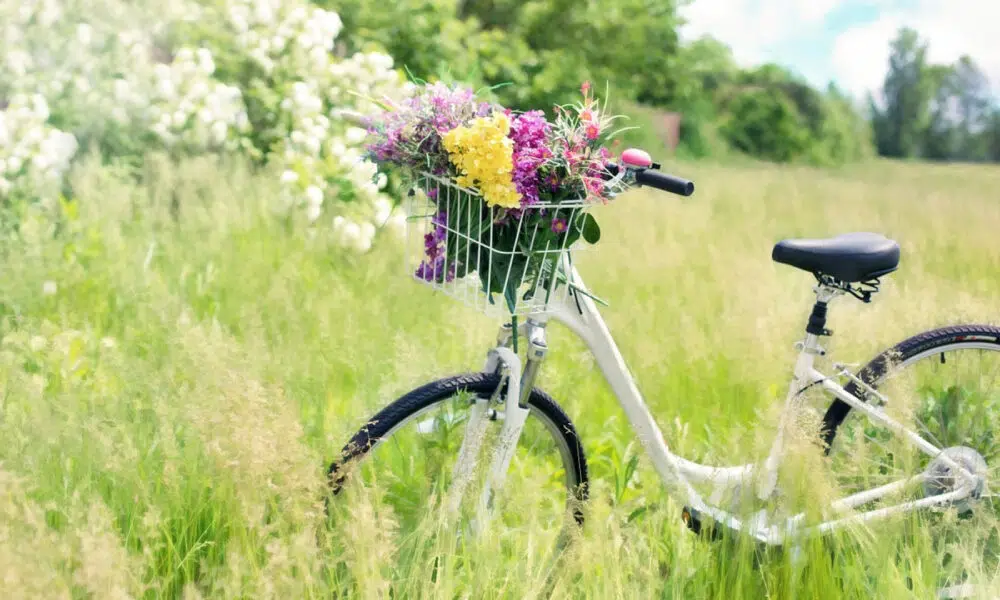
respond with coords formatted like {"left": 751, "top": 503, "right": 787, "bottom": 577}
{"left": 821, "top": 324, "right": 1000, "bottom": 452}
{"left": 820, "top": 324, "right": 1000, "bottom": 594}
{"left": 328, "top": 372, "right": 589, "bottom": 521}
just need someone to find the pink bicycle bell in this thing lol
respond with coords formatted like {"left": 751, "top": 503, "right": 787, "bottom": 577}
{"left": 620, "top": 148, "right": 653, "bottom": 168}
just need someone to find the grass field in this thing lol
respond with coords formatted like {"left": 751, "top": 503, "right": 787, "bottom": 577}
{"left": 3, "top": 154, "right": 1000, "bottom": 598}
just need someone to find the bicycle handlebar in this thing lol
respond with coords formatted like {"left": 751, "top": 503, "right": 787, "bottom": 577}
{"left": 601, "top": 160, "right": 695, "bottom": 197}
{"left": 634, "top": 169, "right": 695, "bottom": 196}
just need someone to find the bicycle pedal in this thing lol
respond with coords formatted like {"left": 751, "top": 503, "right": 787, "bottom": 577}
{"left": 681, "top": 506, "right": 720, "bottom": 540}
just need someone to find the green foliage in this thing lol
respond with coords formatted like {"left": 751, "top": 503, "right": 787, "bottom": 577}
{"left": 270, "top": 0, "right": 883, "bottom": 165}
{"left": 677, "top": 56, "right": 873, "bottom": 165}
{"left": 871, "top": 27, "right": 999, "bottom": 163}
{"left": 720, "top": 82, "right": 812, "bottom": 163}
{"left": 327, "top": 0, "right": 684, "bottom": 111}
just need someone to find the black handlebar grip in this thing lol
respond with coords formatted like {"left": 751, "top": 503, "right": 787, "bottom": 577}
{"left": 634, "top": 169, "right": 695, "bottom": 196}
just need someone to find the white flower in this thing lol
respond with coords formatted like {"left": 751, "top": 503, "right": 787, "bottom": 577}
{"left": 340, "top": 220, "right": 360, "bottom": 247}
{"left": 175, "top": 47, "right": 194, "bottom": 64}
{"left": 31, "top": 95, "right": 50, "bottom": 121}
{"left": 31, "top": 153, "right": 52, "bottom": 172}
{"left": 75, "top": 23, "right": 93, "bottom": 45}
{"left": 386, "top": 210, "right": 407, "bottom": 238}
{"left": 189, "top": 80, "right": 209, "bottom": 100}
{"left": 356, "top": 222, "right": 375, "bottom": 253}
{"left": 305, "top": 185, "right": 323, "bottom": 207}
{"left": 345, "top": 127, "right": 367, "bottom": 145}
{"left": 280, "top": 170, "right": 299, "bottom": 184}
{"left": 303, "top": 135, "right": 321, "bottom": 155}
{"left": 235, "top": 112, "right": 250, "bottom": 132}
{"left": 196, "top": 48, "right": 215, "bottom": 75}
{"left": 252, "top": 0, "right": 274, "bottom": 23}
{"left": 42, "top": 281, "right": 57, "bottom": 296}
{"left": 210, "top": 121, "right": 228, "bottom": 145}
{"left": 112, "top": 78, "right": 131, "bottom": 101}
{"left": 306, "top": 202, "right": 321, "bottom": 222}
{"left": 373, "top": 197, "right": 392, "bottom": 224}
{"left": 0, "top": 178, "right": 11, "bottom": 197}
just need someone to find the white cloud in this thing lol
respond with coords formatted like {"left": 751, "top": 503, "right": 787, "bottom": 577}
{"left": 831, "top": 0, "right": 1000, "bottom": 98}
{"left": 682, "top": 0, "right": 1000, "bottom": 99}
{"left": 681, "top": 0, "right": 840, "bottom": 66}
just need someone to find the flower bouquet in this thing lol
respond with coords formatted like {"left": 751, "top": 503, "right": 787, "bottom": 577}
{"left": 365, "top": 82, "right": 626, "bottom": 314}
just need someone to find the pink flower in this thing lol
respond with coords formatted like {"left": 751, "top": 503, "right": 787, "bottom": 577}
{"left": 551, "top": 218, "right": 568, "bottom": 234}
{"left": 581, "top": 81, "right": 591, "bottom": 96}
{"left": 585, "top": 123, "right": 599, "bottom": 140}
{"left": 584, "top": 176, "right": 603, "bottom": 198}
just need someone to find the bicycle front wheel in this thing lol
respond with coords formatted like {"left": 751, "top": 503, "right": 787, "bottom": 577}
{"left": 328, "top": 373, "right": 588, "bottom": 551}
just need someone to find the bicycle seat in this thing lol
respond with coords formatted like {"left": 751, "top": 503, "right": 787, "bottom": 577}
{"left": 771, "top": 233, "right": 900, "bottom": 283}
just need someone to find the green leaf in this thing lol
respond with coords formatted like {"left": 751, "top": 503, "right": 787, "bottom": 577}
{"left": 626, "top": 506, "right": 649, "bottom": 524}
{"left": 580, "top": 213, "right": 601, "bottom": 244}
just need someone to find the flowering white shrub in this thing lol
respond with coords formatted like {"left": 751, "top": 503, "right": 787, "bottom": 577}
{"left": 0, "top": 0, "right": 201, "bottom": 133}
{"left": 0, "top": 0, "right": 410, "bottom": 253}
{"left": 0, "top": 95, "right": 78, "bottom": 202}
{"left": 217, "top": 0, "right": 409, "bottom": 251}
{"left": 145, "top": 48, "right": 252, "bottom": 153}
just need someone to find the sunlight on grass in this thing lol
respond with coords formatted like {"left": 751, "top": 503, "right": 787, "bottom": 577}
{"left": 2, "top": 155, "right": 1000, "bottom": 597}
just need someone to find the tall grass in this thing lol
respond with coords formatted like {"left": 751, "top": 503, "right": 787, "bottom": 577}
{"left": 2, "top": 152, "right": 1000, "bottom": 598}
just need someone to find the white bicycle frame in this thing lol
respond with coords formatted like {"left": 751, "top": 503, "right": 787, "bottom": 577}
{"left": 457, "top": 261, "right": 981, "bottom": 546}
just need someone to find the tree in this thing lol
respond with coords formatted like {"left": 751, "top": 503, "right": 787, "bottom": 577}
{"left": 871, "top": 27, "right": 934, "bottom": 158}
{"left": 923, "top": 63, "right": 961, "bottom": 160}
{"left": 950, "top": 55, "right": 992, "bottom": 160}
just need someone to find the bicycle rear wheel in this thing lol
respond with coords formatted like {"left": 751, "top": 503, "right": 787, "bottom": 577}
{"left": 822, "top": 325, "right": 1000, "bottom": 594}
{"left": 328, "top": 372, "right": 588, "bottom": 551}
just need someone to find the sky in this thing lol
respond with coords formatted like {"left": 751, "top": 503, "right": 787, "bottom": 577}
{"left": 679, "top": 0, "right": 1000, "bottom": 99}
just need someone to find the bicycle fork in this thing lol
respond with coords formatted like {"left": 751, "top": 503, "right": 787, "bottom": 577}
{"left": 445, "top": 320, "right": 548, "bottom": 533}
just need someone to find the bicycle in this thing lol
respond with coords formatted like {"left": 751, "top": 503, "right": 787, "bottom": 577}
{"left": 328, "top": 148, "right": 999, "bottom": 594}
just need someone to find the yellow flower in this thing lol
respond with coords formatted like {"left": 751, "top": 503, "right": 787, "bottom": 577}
{"left": 442, "top": 113, "right": 521, "bottom": 209}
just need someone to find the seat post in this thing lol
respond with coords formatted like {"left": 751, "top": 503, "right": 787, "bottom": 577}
{"left": 806, "top": 301, "right": 829, "bottom": 336}
{"left": 805, "top": 283, "right": 842, "bottom": 337}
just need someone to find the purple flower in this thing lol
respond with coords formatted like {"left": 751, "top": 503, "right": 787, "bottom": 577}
{"left": 424, "top": 232, "right": 442, "bottom": 258}
{"left": 509, "top": 111, "right": 551, "bottom": 207}
{"left": 551, "top": 217, "right": 568, "bottom": 234}
{"left": 365, "top": 83, "right": 497, "bottom": 176}
{"left": 415, "top": 255, "right": 456, "bottom": 283}
{"left": 431, "top": 210, "right": 448, "bottom": 228}
{"left": 415, "top": 210, "right": 456, "bottom": 282}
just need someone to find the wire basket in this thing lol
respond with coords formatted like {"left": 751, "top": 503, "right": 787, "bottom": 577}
{"left": 405, "top": 172, "right": 591, "bottom": 317}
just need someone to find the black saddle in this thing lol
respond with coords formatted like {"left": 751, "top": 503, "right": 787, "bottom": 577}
{"left": 772, "top": 233, "right": 900, "bottom": 283}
